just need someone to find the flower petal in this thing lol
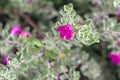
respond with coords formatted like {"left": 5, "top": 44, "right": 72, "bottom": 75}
{"left": 59, "top": 32, "right": 65, "bottom": 39}
{"left": 118, "top": 8, "right": 120, "bottom": 20}
{"left": 65, "top": 31, "right": 72, "bottom": 40}
{"left": 1, "top": 53, "right": 9, "bottom": 66}
{"left": 65, "top": 24, "right": 72, "bottom": 30}
{"left": 116, "top": 38, "right": 120, "bottom": 46}
{"left": 20, "top": 31, "right": 30, "bottom": 37}
{"left": 10, "top": 24, "right": 22, "bottom": 35}
{"left": 56, "top": 26, "right": 64, "bottom": 32}
{"left": 57, "top": 74, "right": 61, "bottom": 80}
{"left": 108, "top": 52, "right": 120, "bottom": 65}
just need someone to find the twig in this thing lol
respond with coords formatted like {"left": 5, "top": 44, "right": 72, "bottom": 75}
{"left": 0, "top": 40, "right": 20, "bottom": 45}
{"left": 60, "top": 66, "right": 71, "bottom": 80}
{"left": 11, "top": 8, "right": 45, "bottom": 40}
{"left": 18, "top": 10, "right": 45, "bottom": 39}
{"left": 0, "top": 8, "right": 45, "bottom": 40}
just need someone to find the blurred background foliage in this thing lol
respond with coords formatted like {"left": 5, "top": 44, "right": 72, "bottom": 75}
{"left": 0, "top": 0, "right": 120, "bottom": 80}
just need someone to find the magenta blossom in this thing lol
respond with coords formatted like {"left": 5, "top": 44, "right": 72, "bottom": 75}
{"left": 56, "top": 24, "right": 73, "bottom": 40}
{"left": 108, "top": 52, "right": 120, "bottom": 65}
{"left": 57, "top": 73, "right": 61, "bottom": 80}
{"left": 117, "top": 8, "right": 120, "bottom": 20}
{"left": 0, "top": 54, "right": 9, "bottom": 66}
{"left": 79, "top": 22, "right": 82, "bottom": 26}
{"left": 26, "top": 0, "right": 32, "bottom": 5}
{"left": 116, "top": 38, "right": 120, "bottom": 46}
{"left": 20, "top": 31, "right": 30, "bottom": 37}
{"left": 10, "top": 24, "right": 22, "bottom": 35}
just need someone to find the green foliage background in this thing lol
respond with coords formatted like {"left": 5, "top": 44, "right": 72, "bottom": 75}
{"left": 0, "top": 0, "right": 120, "bottom": 80}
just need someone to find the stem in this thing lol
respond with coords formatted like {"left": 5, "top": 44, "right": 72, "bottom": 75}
{"left": 0, "top": 40, "right": 20, "bottom": 45}
{"left": 11, "top": 8, "right": 45, "bottom": 40}
{"left": 60, "top": 66, "right": 71, "bottom": 80}
{"left": 18, "top": 10, "right": 45, "bottom": 39}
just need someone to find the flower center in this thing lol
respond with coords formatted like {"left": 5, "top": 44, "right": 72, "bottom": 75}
{"left": 64, "top": 27, "right": 69, "bottom": 31}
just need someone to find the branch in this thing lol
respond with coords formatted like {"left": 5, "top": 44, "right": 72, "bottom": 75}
{"left": 11, "top": 8, "right": 45, "bottom": 40}
{"left": 19, "top": 10, "right": 45, "bottom": 40}
{"left": 0, "top": 40, "right": 20, "bottom": 45}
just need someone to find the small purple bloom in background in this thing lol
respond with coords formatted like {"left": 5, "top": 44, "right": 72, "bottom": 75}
{"left": 57, "top": 73, "right": 61, "bottom": 80}
{"left": 20, "top": 31, "right": 30, "bottom": 42}
{"left": 108, "top": 52, "right": 120, "bottom": 65}
{"left": 116, "top": 38, "right": 120, "bottom": 46}
{"left": 0, "top": 53, "right": 9, "bottom": 66}
{"left": 117, "top": 8, "right": 120, "bottom": 20}
{"left": 10, "top": 24, "right": 22, "bottom": 35}
{"left": 26, "top": 0, "right": 32, "bottom": 6}
{"left": 20, "top": 31, "right": 30, "bottom": 37}
{"left": 56, "top": 24, "right": 73, "bottom": 40}
{"left": 79, "top": 22, "right": 82, "bottom": 26}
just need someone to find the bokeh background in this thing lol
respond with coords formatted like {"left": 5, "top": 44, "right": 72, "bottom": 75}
{"left": 0, "top": 0, "right": 120, "bottom": 80}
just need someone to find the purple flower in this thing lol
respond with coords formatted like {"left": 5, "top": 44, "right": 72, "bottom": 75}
{"left": 116, "top": 38, "right": 120, "bottom": 46}
{"left": 108, "top": 52, "right": 120, "bottom": 65}
{"left": 10, "top": 24, "right": 22, "bottom": 35}
{"left": 117, "top": 8, "right": 120, "bottom": 20}
{"left": 57, "top": 73, "right": 61, "bottom": 80}
{"left": 26, "top": 0, "right": 32, "bottom": 5}
{"left": 20, "top": 31, "right": 30, "bottom": 42}
{"left": 79, "top": 22, "right": 82, "bottom": 26}
{"left": 20, "top": 31, "right": 30, "bottom": 37}
{"left": 56, "top": 24, "right": 73, "bottom": 40}
{"left": 0, "top": 54, "right": 9, "bottom": 66}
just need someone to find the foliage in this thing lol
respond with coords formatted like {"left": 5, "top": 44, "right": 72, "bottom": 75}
{"left": 0, "top": 0, "right": 120, "bottom": 80}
